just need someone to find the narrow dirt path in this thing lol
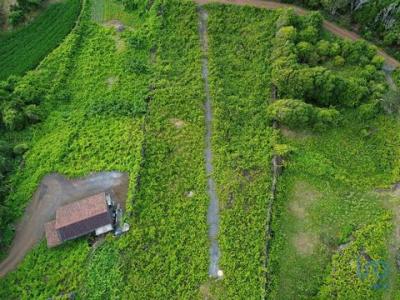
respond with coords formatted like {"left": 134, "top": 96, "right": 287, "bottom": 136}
{"left": 198, "top": 7, "right": 221, "bottom": 279}
{"left": 0, "top": 172, "right": 129, "bottom": 278}
{"left": 264, "top": 86, "right": 281, "bottom": 298}
{"left": 194, "top": 0, "right": 400, "bottom": 69}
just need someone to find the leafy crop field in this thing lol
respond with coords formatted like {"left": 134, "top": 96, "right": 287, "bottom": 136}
{"left": 0, "top": 0, "right": 81, "bottom": 80}
{"left": 1, "top": 0, "right": 400, "bottom": 299}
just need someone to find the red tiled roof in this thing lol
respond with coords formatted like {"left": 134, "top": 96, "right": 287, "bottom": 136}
{"left": 55, "top": 193, "right": 108, "bottom": 229}
{"left": 45, "top": 220, "right": 62, "bottom": 247}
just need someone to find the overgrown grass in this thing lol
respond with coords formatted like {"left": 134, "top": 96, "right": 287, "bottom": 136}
{"left": 0, "top": 0, "right": 210, "bottom": 298}
{"left": 120, "top": 1, "right": 210, "bottom": 297}
{"left": 269, "top": 113, "right": 400, "bottom": 298}
{"left": 204, "top": 4, "right": 277, "bottom": 298}
{"left": 0, "top": 0, "right": 81, "bottom": 80}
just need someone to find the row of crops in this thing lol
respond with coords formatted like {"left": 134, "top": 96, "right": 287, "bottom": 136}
{"left": 0, "top": 0, "right": 81, "bottom": 80}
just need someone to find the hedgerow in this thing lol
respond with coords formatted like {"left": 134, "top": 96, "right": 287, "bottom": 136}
{"left": 0, "top": 0, "right": 81, "bottom": 80}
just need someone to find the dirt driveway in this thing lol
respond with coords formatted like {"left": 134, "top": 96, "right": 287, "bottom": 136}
{"left": 0, "top": 171, "right": 129, "bottom": 277}
{"left": 194, "top": 0, "right": 400, "bottom": 69}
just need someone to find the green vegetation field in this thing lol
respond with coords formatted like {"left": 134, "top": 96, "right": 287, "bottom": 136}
{"left": 1, "top": 0, "right": 400, "bottom": 299}
{"left": 0, "top": 0, "right": 209, "bottom": 298}
{"left": 205, "top": 5, "right": 276, "bottom": 298}
{"left": 0, "top": 0, "right": 81, "bottom": 80}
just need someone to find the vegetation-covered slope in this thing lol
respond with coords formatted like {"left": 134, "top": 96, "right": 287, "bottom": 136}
{"left": 0, "top": 0, "right": 146, "bottom": 297}
{"left": 0, "top": 0, "right": 209, "bottom": 298}
{"left": 0, "top": 0, "right": 400, "bottom": 298}
{"left": 121, "top": 0, "right": 210, "bottom": 298}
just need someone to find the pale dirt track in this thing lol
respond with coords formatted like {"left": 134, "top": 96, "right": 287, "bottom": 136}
{"left": 194, "top": 0, "right": 400, "bottom": 69}
{"left": 0, "top": 172, "right": 129, "bottom": 277}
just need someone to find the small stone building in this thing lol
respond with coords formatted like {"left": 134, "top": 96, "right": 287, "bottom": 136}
{"left": 45, "top": 192, "right": 114, "bottom": 247}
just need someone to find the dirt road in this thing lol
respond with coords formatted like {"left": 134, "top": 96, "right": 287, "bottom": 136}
{"left": 194, "top": 0, "right": 400, "bottom": 69}
{"left": 0, "top": 172, "right": 128, "bottom": 277}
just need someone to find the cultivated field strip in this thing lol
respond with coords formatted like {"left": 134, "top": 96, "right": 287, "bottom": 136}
{"left": 122, "top": 1, "right": 210, "bottom": 298}
{"left": 204, "top": 4, "right": 277, "bottom": 298}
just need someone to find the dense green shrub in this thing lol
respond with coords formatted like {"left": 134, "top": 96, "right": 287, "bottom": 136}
{"left": 13, "top": 143, "right": 29, "bottom": 155}
{"left": 267, "top": 99, "right": 339, "bottom": 128}
{"left": 0, "top": 76, "right": 44, "bottom": 130}
{"left": 268, "top": 99, "right": 315, "bottom": 127}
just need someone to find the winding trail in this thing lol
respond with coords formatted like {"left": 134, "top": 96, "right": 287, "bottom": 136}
{"left": 198, "top": 7, "right": 221, "bottom": 278}
{"left": 194, "top": 0, "right": 400, "bottom": 69}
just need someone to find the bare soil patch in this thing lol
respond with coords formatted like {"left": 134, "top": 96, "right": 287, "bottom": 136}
{"left": 104, "top": 19, "right": 125, "bottom": 32}
{"left": 0, "top": 171, "right": 129, "bottom": 277}
{"left": 292, "top": 231, "right": 318, "bottom": 256}
{"left": 288, "top": 181, "right": 321, "bottom": 219}
{"left": 170, "top": 118, "right": 186, "bottom": 128}
{"left": 199, "top": 282, "right": 216, "bottom": 300}
{"left": 280, "top": 126, "right": 312, "bottom": 141}
{"left": 106, "top": 75, "right": 118, "bottom": 88}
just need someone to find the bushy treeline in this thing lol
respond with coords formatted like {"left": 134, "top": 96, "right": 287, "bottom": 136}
{"left": 0, "top": 76, "right": 42, "bottom": 131}
{"left": 283, "top": 0, "right": 400, "bottom": 57}
{"left": 267, "top": 10, "right": 386, "bottom": 130}
{"left": 8, "top": 0, "right": 46, "bottom": 26}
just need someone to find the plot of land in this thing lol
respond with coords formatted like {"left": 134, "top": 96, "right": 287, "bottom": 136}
{"left": 1, "top": 0, "right": 400, "bottom": 298}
